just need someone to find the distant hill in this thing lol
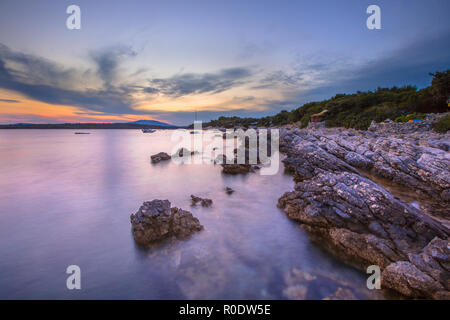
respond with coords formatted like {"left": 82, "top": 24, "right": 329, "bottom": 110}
{"left": 128, "top": 120, "right": 175, "bottom": 127}
{"left": 192, "top": 69, "right": 449, "bottom": 130}
{"left": 0, "top": 121, "right": 181, "bottom": 129}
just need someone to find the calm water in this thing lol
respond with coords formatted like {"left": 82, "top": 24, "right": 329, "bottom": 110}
{"left": 0, "top": 130, "right": 383, "bottom": 299}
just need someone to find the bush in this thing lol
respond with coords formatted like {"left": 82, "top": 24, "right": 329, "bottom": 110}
{"left": 300, "top": 115, "right": 309, "bottom": 128}
{"left": 193, "top": 69, "right": 449, "bottom": 130}
{"left": 434, "top": 114, "right": 450, "bottom": 133}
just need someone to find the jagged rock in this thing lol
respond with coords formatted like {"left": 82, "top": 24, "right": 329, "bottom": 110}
{"left": 130, "top": 199, "right": 203, "bottom": 245}
{"left": 278, "top": 124, "right": 450, "bottom": 299}
{"left": 151, "top": 152, "right": 171, "bottom": 163}
{"left": 221, "top": 163, "right": 258, "bottom": 174}
{"left": 191, "top": 195, "right": 213, "bottom": 207}
{"left": 280, "top": 125, "right": 450, "bottom": 218}
{"left": 324, "top": 287, "right": 357, "bottom": 300}
{"left": 381, "top": 237, "right": 450, "bottom": 299}
{"left": 278, "top": 172, "right": 449, "bottom": 267}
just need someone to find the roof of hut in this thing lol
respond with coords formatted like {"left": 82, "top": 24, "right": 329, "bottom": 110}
{"left": 311, "top": 109, "right": 328, "bottom": 118}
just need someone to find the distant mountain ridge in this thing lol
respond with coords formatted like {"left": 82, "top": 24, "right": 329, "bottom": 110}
{"left": 128, "top": 120, "right": 175, "bottom": 127}
{"left": 0, "top": 120, "right": 181, "bottom": 129}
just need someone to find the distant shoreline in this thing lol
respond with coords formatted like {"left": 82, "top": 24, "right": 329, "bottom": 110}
{"left": 0, "top": 123, "right": 184, "bottom": 129}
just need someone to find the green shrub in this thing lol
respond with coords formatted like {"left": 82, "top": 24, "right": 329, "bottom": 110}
{"left": 192, "top": 70, "right": 449, "bottom": 131}
{"left": 300, "top": 115, "right": 309, "bottom": 128}
{"left": 434, "top": 114, "right": 450, "bottom": 133}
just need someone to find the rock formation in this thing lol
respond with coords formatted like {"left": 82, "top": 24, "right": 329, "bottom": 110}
{"left": 190, "top": 195, "right": 213, "bottom": 207}
{"left": 221, "top": 163, "right": 258, "bottom": 174}
{"left": 130, "top": 199, "right": 203, "bottom": 246}
{"left": 278, "top": 124, "right": 450, "bottom": 299}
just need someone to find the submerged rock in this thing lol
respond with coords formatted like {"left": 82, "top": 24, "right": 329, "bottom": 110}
{"left": 151, "top": 152, "right": 171, "bottom": 163}
{"left": 190, "top": 195, "right": 213, "bottom": 207}
{"left": 130, "top": 199, "right": 203, "bottom": 245}
{"left": 221, "top": 163, "right": 257, "bottom": 174}
{"left": 324, "top": 288, "right": 357, "bottom": 300}
{"left": 173, "top": 148, "right": 197, "bottom": 158}
{"left": 282, "top": 268, "right": 374, "bottom": 300}
{"left": 225, "top": 187, "right": 235, "bottom": 195}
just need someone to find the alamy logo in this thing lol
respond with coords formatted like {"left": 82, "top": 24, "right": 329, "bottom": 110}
{"left": 66, "top": 5, "right": 81, "bottom": 30}
{"left": 366, "top": 5, "right": 381, "bottom": 30}
{"left": 66, "top": 265, "right": 81, "bottom": 290}
{"left": 366, "top": 265, "right": 381, "bottom": 289}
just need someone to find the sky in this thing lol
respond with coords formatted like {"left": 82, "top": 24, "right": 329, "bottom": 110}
{"left": 0, "top": 0, "right": 449, "bottom": 125}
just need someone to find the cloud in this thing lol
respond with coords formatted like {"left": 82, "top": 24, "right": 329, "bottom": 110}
{"left": 303, "top": 32, "right": 450, "bottom": 100}
{"left": 252, "top": 70, "right": 304, "bottom": 89}
{"left": 146, "top": 67, "right": 253, "bottom": 97}
{"left": 0, "top": 98, "right": 19, "bottom": 103}
{"left": 0, "top": 29, "right": 449, "bottom": 125}
{"left": 90, "top": 45, "right": 137, "bottom": 87}
{"left": 0, "top": 43, "right": 145, "bottom": 115}
{"left": 0, "top": 44, "right": 256, "bottom": 119}
{"left": 0, "top": 43, "right": 78, "bottom": 88}
{"left": 252, "top": 31, "right": 450, "bottom": 108}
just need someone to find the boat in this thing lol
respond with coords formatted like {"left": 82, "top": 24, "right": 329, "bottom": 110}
{"left": 74, "top": 132, "right": 90, "bottom": 134}
{"left": 142, "top": 129, "right": 156, "bottom": 133}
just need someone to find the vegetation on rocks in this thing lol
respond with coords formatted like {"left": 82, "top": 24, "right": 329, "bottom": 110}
{"left": 434, "top": 114, "right": 450, "bottom": 133}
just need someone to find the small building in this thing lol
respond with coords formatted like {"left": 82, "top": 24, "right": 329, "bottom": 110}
{"left": 310, "top": 110, "right": 328, "bottom": 123}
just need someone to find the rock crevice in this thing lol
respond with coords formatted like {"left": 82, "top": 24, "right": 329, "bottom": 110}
{"left": 130, "top": 199, "right": 203, "bottom": 246}
{"left": 278, "top": 125, "right": 450, "bottom": 299}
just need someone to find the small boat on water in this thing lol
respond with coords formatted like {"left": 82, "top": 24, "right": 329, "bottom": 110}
{"left": 74, "top": 132, "right": 90, "bottom": 134}
{"left": 142, "top": 129, "right": 156, "bottom": 133}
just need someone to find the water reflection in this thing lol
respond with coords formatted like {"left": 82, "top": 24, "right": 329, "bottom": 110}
{"left": 0, "top": 129, "right": 385, "bottom": 299}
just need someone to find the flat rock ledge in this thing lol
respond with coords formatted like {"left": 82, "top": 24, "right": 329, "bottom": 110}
{"left": 130, "top": 199, "right": 203, "bottom": 246}
{"left": 278, "top": 126, "right": 450, "bottom": 299}
{"left": 221, "top": 163, "right": 259, "bottom": 174}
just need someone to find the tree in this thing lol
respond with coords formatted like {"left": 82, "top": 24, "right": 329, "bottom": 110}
{"left": 429, "top": 70, "right": 450, "bottom": 112}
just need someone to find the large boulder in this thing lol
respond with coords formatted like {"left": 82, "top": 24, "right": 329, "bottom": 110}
{"left": 382, "top": 237, "right": 450, "bottom": 299}
{"left": 130, "top": 199, "right": 203, "bottom": 245}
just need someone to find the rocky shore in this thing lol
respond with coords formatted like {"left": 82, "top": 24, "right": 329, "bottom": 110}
{"left": 277, "top": 118, "right": 450, "bottom": 299}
